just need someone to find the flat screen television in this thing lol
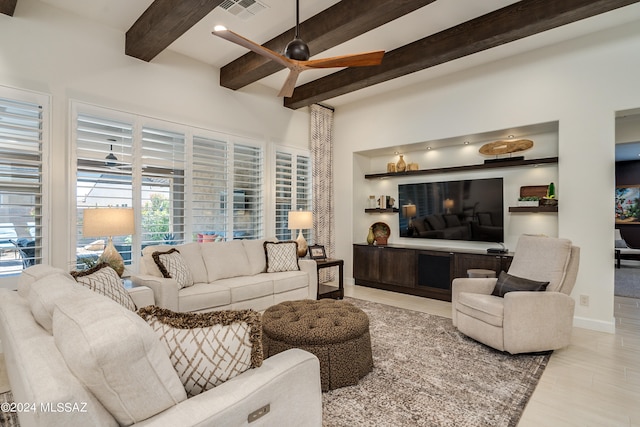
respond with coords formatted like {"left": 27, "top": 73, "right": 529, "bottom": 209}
{"left": 398, "top": 178, "right": 504, "bottom": 243}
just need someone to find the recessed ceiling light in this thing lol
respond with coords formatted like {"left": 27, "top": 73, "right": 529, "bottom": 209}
{"left": 463, "top": 141, "right": 470, "bottom": 145}
{"left": 426, "top": 147, "right": 432, "bottom": 150}
{"left": 508, "top": 135, "right": 515, "bottom": 139}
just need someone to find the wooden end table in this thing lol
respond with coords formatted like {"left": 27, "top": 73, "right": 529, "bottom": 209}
{"left": 315, "top": 258, "right": 344, "bottom": 299}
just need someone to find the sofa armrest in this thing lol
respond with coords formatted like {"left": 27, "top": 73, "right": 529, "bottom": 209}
{"left": 130, "top": 274, "right": 179, "bottom": 311}
{"left": 127, "top": 286, "right": 155, "bottom": 308}
{"left": 451, "top": 277, "right": 498, "bottom": 327}
{"left": 298, "top": 259, "right": 318, "bottom": 300}
{"left": 135, "top": 349, "right": 322, "bottom": 427}
{"left": 503, "top": 291, "right": 575, "bottom": 354}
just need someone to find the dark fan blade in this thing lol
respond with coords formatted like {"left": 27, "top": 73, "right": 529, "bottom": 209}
{"left": 212, "top": 26, "right": 292, "bottom": 68}
{"left": 304, "top": 51, "right": 385, "bottom": 69}
{"left": 278, "top": 69, "right": 302, "bottom": 98}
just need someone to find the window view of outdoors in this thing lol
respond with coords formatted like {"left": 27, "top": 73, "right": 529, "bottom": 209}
{"left": 0, "top": 96, "right": 44, "bottom": 278}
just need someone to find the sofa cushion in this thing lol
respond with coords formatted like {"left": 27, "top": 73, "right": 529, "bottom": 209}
{"left": 71, "top": 263, "right": 136, "bottom": 311}
{"left": 53, "top": 291, "right": 187, "bottom": 426}
{"left": 28, "top": 272, "right": 84, "bottom": 333}
{"left": 243, "top": 238, "right": 270, "bottom": 275}
{"left": 202, "top": 240, "right": 251, "bottom": 282}
{"left": 264, "top": 241, "right": 299, "bottom": 273}
{"left": 215, "top": 275, "right": 274, "bottom": 303}
{"left": 491, "top": 271, "right": 549, "bottom": 297}
{"left": 138, "top": 306, "right": 263, "bottom": 397}
{"left": 268, "top": 271, "right": 310, "bottom": 294}
{"left": 152, "top": 248, "right": 194, "bottom": 289}
{"left": 178, "top": 282, "right": 231, "bottom": 313}
{"left": 17, "top": 264, "right": 70, "bottom": 298}
{"left": 456, "top": 293, "right": 504, "bottom": 327}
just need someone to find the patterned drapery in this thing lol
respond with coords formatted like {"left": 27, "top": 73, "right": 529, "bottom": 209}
{"left": 310, "top": 104, "right": 335, "bottom": 280}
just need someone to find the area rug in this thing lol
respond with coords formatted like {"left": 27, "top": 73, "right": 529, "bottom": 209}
{"left": 322, "top": 298, "right": 550, "bottom": 427}
{"left": 0, "top": 391, "right": 18, "bottom": 427}
{"left": 615, "top": 266, "right": 640, "bottom": 299}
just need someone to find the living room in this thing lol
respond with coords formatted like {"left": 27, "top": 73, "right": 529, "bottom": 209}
{"left": 1, "top": 0, "right": 640, "bottom": 425}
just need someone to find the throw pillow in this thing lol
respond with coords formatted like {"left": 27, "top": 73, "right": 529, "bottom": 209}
{"left": 491, "top": 271, "right": 550, "bottom": 297}
{"left": 53, "top": 292, "right": 187, "bottom": 426}
{"left": 70, "top": 263, "right": 136, "bottom": 311}
{"left": 152, "top": 248, "right": 194, "bottom": 289}
{"left": 137, "top": 306, "right": 263, "bottom": 397}
{"left": 426, "top": 214, "right": 446, "bottom": 230}
{"left": 444, "top": 214, "right": 461, "bottom": 227}
{"left": 264, "top": 241, "right": 299, "bottom": 272}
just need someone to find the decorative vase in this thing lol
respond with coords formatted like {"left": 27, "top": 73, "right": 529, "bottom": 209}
{"left": 366, "top": 227, "right": 375, "bottom": 245}
{"left": 396, "top": 155, "right": 406, "bottom": 172}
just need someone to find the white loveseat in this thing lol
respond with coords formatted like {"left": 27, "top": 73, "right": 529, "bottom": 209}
{"left": 132, "top": 239, "right": 318, "bottom": 313}
{"left": 0, "top": 265, "right": 323, "bottom": 427}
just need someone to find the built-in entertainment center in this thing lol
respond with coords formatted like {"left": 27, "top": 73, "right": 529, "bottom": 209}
{"left": 354, "top": 127, "right": 559, "bottom": 301}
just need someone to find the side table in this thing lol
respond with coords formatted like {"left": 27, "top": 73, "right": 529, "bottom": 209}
{"left": 315, "top": 258, "right": 344, "bottom": 299}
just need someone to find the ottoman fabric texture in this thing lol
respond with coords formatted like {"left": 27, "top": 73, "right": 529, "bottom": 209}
{"left": 262, "top": 299, "right": 373, "bottom": 391}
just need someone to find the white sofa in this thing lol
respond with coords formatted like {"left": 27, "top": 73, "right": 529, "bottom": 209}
{"left": 0, "top": 265, "right": 323, "bottom": 427}
{"left": 132, "top": 239, "right": 318, "bottom": 313}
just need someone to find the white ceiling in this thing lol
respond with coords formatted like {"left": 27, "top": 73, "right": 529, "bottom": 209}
{"left": 37, "top": 0, "right": 640, "bottom": 107}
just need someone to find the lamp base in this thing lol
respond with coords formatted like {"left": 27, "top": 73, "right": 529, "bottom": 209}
{"left": 98, "top": 237, "right": 125, "bottom": 277}
{"left": 296, "top": 230, "right": 308, "bottom": 258}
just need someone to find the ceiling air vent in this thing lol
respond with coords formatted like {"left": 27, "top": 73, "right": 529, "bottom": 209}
{"left": 218, "top": 0, "right": 268, "bottom": 20}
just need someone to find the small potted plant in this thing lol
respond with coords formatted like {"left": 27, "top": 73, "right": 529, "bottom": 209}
{"left": 517, "top": 196, "right": 540, "bottom": 207}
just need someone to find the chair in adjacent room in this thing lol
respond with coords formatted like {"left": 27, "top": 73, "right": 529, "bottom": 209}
{"left": 10, "top": 238, "right": 36, "bottom": 269}
{"left": 614, "top": 228, "right": 640, "bottom": 268}
{"left": 451, "top": 234, "right": 580, "bottom": 354}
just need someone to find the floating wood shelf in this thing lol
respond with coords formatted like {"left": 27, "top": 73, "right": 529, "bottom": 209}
{"left": 364, "top": 157, "right": 558, "bottom": 179}
{"left": 365, "top": 208, "right": 399, "bottom": 213}
{"left": 508, "top": 206, "right": 558, "bottom": 213}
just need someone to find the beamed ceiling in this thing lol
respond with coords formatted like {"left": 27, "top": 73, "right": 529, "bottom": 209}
{"left": 6, "top": 0, "right": 640, "bottom": 109}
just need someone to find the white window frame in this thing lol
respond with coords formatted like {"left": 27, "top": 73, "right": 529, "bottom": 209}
{"left": 0, "top": 85, "right": 50, "bottom": 287}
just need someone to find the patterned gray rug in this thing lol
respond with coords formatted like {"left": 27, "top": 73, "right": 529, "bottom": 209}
{"left": 323, "top": 298, "right": 550, "bottom": 427}
{"left": 0, "top": 391, "right": 18, "bottom": 427}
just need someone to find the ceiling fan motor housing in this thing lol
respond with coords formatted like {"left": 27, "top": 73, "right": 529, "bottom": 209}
{"left": 284, "top": 38, "right": 310, "bottom": 61}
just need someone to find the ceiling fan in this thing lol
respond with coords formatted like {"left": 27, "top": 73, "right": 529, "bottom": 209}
{"left": 212, "top": 0, "right": 385, "bottom": 98}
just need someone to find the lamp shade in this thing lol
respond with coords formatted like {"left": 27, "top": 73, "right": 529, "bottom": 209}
{"left": 83, "top": 208, "right": 135, "bottom": 237}
{"left": 402, "top": 204, "right": 416, "bottom": 217}
{"left": 288, "top": 210, "right": 313, "bottom": 230}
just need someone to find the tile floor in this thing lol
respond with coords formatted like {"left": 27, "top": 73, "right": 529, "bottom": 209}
{"left": 345, "top": 284, "right": 640, "bottom": 427}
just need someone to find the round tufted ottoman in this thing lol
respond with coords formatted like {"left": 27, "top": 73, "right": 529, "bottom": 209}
{"left": 262, "top": 299, "right": 373, "bottom": 392}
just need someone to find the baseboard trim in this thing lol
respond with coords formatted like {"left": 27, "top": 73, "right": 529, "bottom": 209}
{"left": 573, "top": 316, "right": 616, "bottom": 333}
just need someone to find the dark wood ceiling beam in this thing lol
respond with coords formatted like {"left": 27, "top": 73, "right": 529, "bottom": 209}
{"left": 0, "top": 0, "right": 17, "bottom": 16}
{"left": 220, "top": 0, "right": 437, "bottom": 91}
{"left": 285, "top": 0, "right": 640, "bottom": 110}
{"left": 126, "top": 0, "right": 225, "bottom": 62}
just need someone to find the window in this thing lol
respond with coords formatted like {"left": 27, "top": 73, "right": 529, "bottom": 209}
{"left": 73, "top": 103, "right": 271, "bottom": 271}
{"left": 75, "top": 112, "right": 133, "bottom": 269}
{"left": 0, "top": 88, "right": 49, "bottom": 278}
{"left": 274, "top": 147, "right": 311, "bottom": 242}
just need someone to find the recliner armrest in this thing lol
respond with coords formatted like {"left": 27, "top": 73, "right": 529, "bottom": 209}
{"left": 451, "top": 277, "right": 498, "bottom": 326}
{"left": 503, "top": 291, "right": 575, "bottom": 354}
{"left": 130, "top": 274, "right": 179, "bottom": 311}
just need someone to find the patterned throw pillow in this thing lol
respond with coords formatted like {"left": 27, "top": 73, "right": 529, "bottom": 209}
{"left": 71, "top": 263, "right": 136, "bottom": 311}
{"left": 137, "top": 306, "right": 263, "bottom": 397}
{"left": 264, "top": 241, "right": 299, "bottom": 273}
{"left": 152, "top": 248, "right": 194, "bottom": 289}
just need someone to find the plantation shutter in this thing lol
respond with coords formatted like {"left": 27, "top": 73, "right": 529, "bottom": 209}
{"left": 275, "top": 151, "right": 293, "bottom": 241}
{"left": 296, "top": 153, "right": 312, "bottom": 242}
{"left": 233, "top": 143, "right": 263, "bottom": 240}
{"left": 140, "top": 127, "right": 186, "bottom": 246}
{"left": 192, "top": 135, "right": 228, "bottom": 241}
{"left": 0, "top": 96, "right": 45, "bottom": 275}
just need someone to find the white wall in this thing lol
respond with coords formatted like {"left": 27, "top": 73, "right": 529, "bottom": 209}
{"left": 0, "top": 0, "right": 310, "bottom": 286}
{"left": 334, "top": 19, "right": 640, "bottom": 333}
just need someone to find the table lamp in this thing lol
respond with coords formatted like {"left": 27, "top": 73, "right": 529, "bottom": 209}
{"left": 288, "top": 210, "right": 313, "bottom": 257}
{"left": 83, "top": 207, "right": 134, "bottom": 276}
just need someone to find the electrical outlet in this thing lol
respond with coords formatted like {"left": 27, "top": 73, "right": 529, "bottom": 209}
{"left": 579, "top": 295, "right": 589, "bottom": 307}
